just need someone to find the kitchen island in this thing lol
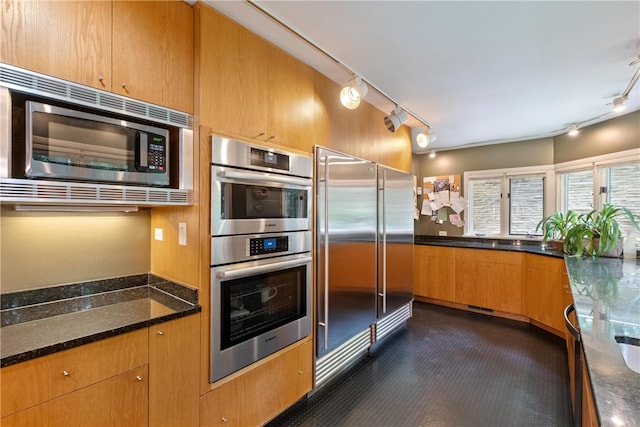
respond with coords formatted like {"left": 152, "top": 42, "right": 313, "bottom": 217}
{"left": 566, "top": 256, "right": 640, "bottom": 427}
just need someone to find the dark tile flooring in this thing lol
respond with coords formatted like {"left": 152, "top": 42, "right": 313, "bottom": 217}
{"left": 267, "top": 302, "right": 573, "bottom": 427}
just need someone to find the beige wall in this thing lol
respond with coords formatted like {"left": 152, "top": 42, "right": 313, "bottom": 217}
{"left": 1, "top": 206, "right": 151, "bottom": 293}
{"left": 414, "top": 110, "right": 640, "bottom": 237}
{"left": 554, "top": 110, "right": 640, "bottom": 163}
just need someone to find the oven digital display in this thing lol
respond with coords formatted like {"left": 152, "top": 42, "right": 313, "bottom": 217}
{"left": 263, "top": 238, "right": 276, "bottom": 249}
{"left": 249, "top": 147, "right": 290, "bottom": 171}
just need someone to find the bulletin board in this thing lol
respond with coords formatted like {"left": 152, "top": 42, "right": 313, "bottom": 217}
{"left": 418, "top": 175, "right": 466, "bottom": 227}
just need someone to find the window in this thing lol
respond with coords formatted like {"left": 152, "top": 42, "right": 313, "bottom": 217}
{"left": 558, "top": 169, "right": 593, "bottom": 214}
{"left": 468, "top": 177, "right": 502, "bottom": 236}
{"left": 465, "top": 168, "right": 549, "bottom": 238}
{"left": 599, "top": 162, "right": 640, "bottom": 248}
{"left": 509, "top": 176, "right": 544, "bottom": 235}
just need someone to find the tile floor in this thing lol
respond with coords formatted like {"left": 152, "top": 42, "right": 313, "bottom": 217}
{"left": 268, "top": 302, "right": 573, "bottom": 427}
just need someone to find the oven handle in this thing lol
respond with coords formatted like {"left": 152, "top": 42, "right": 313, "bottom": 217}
{"left": 216, "top": 169, "right": 312, "bottom": 187}
{"left": 216, "top": 256, "right": 312, "bottom": 280}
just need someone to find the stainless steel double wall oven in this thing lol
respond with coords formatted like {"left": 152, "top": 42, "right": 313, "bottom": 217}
{"left": 210, "top": 136, "right": 312, "bottom": 383}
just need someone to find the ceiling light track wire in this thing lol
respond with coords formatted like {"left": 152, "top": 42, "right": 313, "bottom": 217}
{"left": 244, "top": 0, "right": 432, "bottom": 130}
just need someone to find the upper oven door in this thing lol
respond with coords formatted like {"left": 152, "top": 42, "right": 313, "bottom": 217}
{"left": 211, "top": 165, "right": 312, "bottom": 236}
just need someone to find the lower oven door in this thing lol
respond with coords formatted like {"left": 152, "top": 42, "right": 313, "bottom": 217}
{"left": 210, "top": 253, "right": 312, "bottom": 383}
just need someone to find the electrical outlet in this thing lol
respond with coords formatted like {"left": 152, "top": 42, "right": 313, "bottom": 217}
{"left": 154, "top": 228, "right": 163, "bottom": 241}
{"left": 179, "top": 223, "right": 187, "bottom": 246}
{"left": 439, "top": 231, "right": 447, "bottom": 236}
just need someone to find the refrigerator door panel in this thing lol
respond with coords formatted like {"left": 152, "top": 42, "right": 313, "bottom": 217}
{"left": 316, "top": 147, "right": 377, "bottom": 358}
{"left": 378, "top": 166, "right": 414, "bottom": 319}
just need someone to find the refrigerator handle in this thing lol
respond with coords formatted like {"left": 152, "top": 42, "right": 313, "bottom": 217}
{"left": 321, "top": 156, "right": 330, "bottom": 351}
{"left": 380, "top": 169, "right": 387, "bottom": 314}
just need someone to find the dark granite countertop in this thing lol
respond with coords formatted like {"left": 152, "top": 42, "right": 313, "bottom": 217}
{"left": 565, "top": 257, "right": 640, "bottom": 427}
{"left": 414, "top": 235, "right": 565, "bottom": 257}
{"left": 0, "top": 274, "right": 200, "bottom": 367}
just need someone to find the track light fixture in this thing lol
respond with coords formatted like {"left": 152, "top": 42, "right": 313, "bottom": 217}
{"left": 416, "top": 127, "right": 434, "bottom": 148}
{"left": 384, "top": 106, "right": 408, "bottom": 132}
{"left": 612, "top": 96, "right": 627, "bottom": 112}
{"left": 340, "top": 76, "right": 368, "bottom": 109}
{"left": 567, "top": 123, "right": 579, "bottom": 137}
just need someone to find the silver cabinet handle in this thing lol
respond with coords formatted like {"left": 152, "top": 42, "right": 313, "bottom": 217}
{"left": 221, "top": 417, "right": 228, "bottom": 423}
{"left": 157, "top": 331, "right": 164, "bottom": 336}
{"left": 136, "top": 376, "right": 143, "bottom": 382}
{"left": 63, "top": 370, "right": 70, "bottom": 377}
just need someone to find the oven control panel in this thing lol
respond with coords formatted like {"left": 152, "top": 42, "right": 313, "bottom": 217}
{"left": 248, "top": 236, "right": 289, "bottom": 256}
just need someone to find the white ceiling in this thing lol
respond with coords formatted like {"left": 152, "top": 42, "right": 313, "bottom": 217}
{"left": 205, "top": 1, "right": 640, "bottom": 153}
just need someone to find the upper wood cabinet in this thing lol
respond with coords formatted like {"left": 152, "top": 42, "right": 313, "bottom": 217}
{"left": 112, "top": 1, "right": 193, "bottom": 113}
{"left": 196, "top": 4, "right": 314, "bottom": 151}
{"left": 1, "top": 0, "right": 194, "bottom": 113}
{"left": 1, "top": 0, "right": 112, "bottom": 89}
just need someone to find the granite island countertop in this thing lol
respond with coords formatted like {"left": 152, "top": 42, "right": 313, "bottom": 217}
{"left": 0, "top": 274, "right": 200, "bottom": 367}
{"left": 565, "top": 256, "right": 640, "bottom": 427}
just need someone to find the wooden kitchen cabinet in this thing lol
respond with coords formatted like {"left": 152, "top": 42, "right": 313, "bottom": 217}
{"left": 112, "top": 1, "right": 194, "bottom": 113}
{"left": 1, "top": 0, "right": 194, "bottom": 113}
{"left": 454, "top": 248, "right": 522, "bottom": 313}
{"left": 149, "top": 314, "right": 200, "bottom": 427}
{"left": 199, "top": 338, "right": 313, "bottom": 426}
{"left": 0, "top": 328, "right": 148, "bottom": 417}
{"left": 414, "top": 245, "right": 456, "bottom": 301}
{"left": 196, "top": 4, "right": 314, "bottom": 150}
{"left": 2, "top": 366, "right": 149, "bottom": 427}
{"left": 523, "top": 254, "right": 566, "bottom": 335}
{"left": 0, "top": 0, "right": 112, "bottom": 90}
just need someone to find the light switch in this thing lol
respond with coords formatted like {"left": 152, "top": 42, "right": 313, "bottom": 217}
{"left": 154, "top": 228, "right": 163, "bottom": 241}
{"left": 439, "top": 231, "right": 447, "bottom": 236}
{"left": 179, "top": 223, "right": 187, "bottom": 246}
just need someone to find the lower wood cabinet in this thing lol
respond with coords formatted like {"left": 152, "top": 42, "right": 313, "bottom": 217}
{"left": 414, "top": 245, "right": 455, "bottom": 301}
{"left": 454, "top": 248, "right": 522, "bottom": 313}
{"left": 523, "top": 254, "right": 566, "bottom": 334}
{"left": 149, "top": 314, "right": 200, "bottom": 427}
{"left": 200, "top": 338, "right": 312, "bottom": 427}
{"left": 2, "top": 365, "right": 149, "bottom": 427}
{"left": 1, "top": 314, "right": 200, "bottom": 427}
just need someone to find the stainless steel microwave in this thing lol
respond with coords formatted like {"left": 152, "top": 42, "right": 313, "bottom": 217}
{"left": 11, "top": 93, "right": 170, "bottom": 187}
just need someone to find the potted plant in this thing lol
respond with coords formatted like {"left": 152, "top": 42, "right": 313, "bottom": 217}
{"left": 564, "top": 204, "right": 639, "bottom": 257}
{"left": 536, "top": 210, "right": 578, "bottom": 252}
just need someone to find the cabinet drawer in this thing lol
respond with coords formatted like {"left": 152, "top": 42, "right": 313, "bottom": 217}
{"left": 1, "top": 328, "right": 148, "bottom": 417}
{"left": 418, "top": 245, "right": 455, "bottom": 260}
{"left": 525, "top": 253, "right": 565, "bottom": 272}
{"left": 455, "top": 248, "right": 521, "bottom": 265}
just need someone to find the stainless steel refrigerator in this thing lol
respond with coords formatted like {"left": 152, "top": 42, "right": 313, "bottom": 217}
{"left": 376, "top": 165, "right": 414, "bottom": 321}
{"left": 314, "top": 147, "right": 414, "bottom": 388}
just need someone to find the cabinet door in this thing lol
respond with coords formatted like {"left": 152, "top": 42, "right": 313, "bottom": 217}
{"left": 523, "top": 256, "right": 566, "bottom": 334}
{"left": 266, "top": 46, "right": 315, "bottom": 150}
{"left": 197, "top": 4, "right": 268, "bottom": 136}
{"left": 2, "top": 366, "right": 148, "bottom": 427}
{"left": 0, "top": 0, "right": 111, "bottom": 89}
{"left": 1, "top": 328, "right": 148, "bottom": 417}
{"left": 486, "top": 262, "right": 522, "bottom": 313}
{"left": 149, "top": 314, "right": 200, "bottom": 427}
{"left": 113, "top": 0, "right": 194, "bottom": 112}
{"left": 199, "top": 339, "right": 312, "bottom": 427}
{"left": 414, "top": 245, "right": 455, "bottom": 301}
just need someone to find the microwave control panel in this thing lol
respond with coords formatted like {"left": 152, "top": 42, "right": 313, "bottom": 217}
{"left": 137, "top": 132, "right": 167, "bottom": 172}
{"left": 248, "top": 236, "right": 289, "bottom": 256}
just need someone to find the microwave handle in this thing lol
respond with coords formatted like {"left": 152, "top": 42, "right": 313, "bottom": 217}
{"left": 216, "top": 169, "right": 312, "bottom": 187}
{"left": 216, "top": 256, "right": 312, "bottom": 280}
